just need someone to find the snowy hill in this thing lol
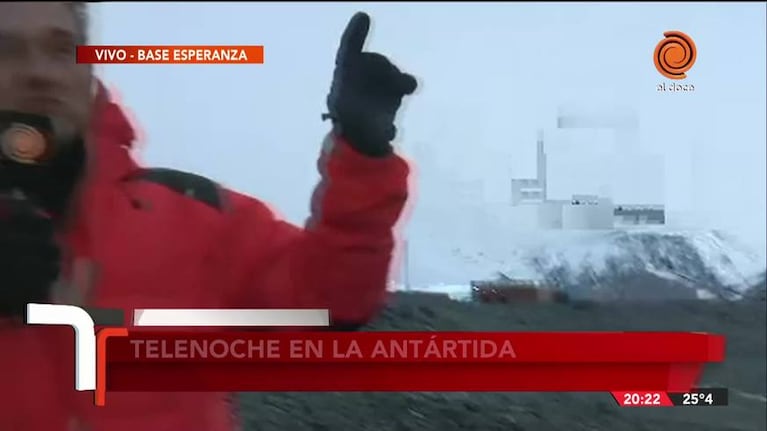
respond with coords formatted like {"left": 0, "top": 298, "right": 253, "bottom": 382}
{"left": 401, "top": 206, "right": 765, "bottom": 301}
{"left": 745, "top": 272, "right": 766, "bottom": 301}
{"left": 520, "top": 229, "right": 764, "bottom": 300}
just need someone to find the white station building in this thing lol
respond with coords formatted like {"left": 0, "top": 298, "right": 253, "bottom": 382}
{"left": 509, "top": 108, "right": 665, "bottom": 230}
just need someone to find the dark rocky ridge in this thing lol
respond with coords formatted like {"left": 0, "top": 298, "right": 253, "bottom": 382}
{"left": 238, "top": 292, "right": 767, "bottom": 431}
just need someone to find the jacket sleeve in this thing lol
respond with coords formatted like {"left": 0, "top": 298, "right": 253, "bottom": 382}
{"left": 219, "top": 134, "right": 410, "bottom": 328}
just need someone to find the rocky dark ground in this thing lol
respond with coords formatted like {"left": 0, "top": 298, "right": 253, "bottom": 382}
{"left": 238, "top": 292, "right": 766, "bottom": 431}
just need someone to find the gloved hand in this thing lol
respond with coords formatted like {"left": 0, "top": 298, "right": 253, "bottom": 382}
{"left": 324, "top": 12, "right": 418, "bottom": 157}
{"left": 0, "top": 195, "right": 59, "bottom": 319}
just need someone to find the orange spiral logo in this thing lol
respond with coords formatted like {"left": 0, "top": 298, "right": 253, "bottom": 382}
{"left": 1, "top": 123, "right": 48, "bottom": 164}
{"left": 654, "top": 31, "right": 697, "bottom": 80}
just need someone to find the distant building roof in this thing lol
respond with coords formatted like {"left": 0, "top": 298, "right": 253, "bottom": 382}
{"left": 614, "top": 204, "right": 665, "bottom": 212}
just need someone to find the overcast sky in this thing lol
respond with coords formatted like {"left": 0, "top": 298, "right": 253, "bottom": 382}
{"left": 93, "top": 2, "right": 766, "bottom": 254}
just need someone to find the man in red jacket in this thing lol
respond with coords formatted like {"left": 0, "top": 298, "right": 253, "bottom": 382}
{"left": 0, "top": 2, "right": 415, "bottom": 430}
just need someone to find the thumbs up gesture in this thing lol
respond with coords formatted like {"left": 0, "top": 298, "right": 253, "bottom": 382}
{"left": 325, "top": 12, "right": 417, "bottom": 157}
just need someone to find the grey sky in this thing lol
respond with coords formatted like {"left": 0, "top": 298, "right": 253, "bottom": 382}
{"left": 94, "top": 2, "right": 766, "bottom": 253}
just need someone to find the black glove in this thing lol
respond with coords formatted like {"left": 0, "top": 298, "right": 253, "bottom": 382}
{"left": 324, "top": 12, "right": 418, "bottom": 157}
{"left": 0, "top": 195, "right": 60, "bottom": 319}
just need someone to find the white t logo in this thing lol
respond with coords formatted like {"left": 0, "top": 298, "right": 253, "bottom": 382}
{"left": 25, "top": 303, "right": 97, "bottom": 391}
{"left": 23, "top": 303, "right": 329, "bottom": 405}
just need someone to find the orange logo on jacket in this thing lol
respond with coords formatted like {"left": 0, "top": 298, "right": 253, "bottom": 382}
{"left": 1, "top": 123, "right": 47, "bottom": 164}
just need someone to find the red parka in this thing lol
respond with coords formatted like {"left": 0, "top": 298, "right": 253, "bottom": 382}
{"left": 0, "top": 85, "right": 409, "bottom": 430}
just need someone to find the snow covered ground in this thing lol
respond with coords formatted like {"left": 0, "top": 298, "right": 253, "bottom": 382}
{"left": 394, "top": 205, "right": 766, "bottom": 301}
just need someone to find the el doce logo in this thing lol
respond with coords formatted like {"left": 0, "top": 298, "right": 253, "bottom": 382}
{"left": 654, "top": 31, "right": 696, "bottom": 93}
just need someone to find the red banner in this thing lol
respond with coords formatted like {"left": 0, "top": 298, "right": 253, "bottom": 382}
{"left": 611, "top": 391, "right": 675, "bottom": 407}
{"left": 76, "top": 45, "right": 264, "bottom": 64}
{"left": 107, "top": 331, "right": 724, "bottom": 363}
{"left": 98, "top": 331, "right": 724, "bottom": 398}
